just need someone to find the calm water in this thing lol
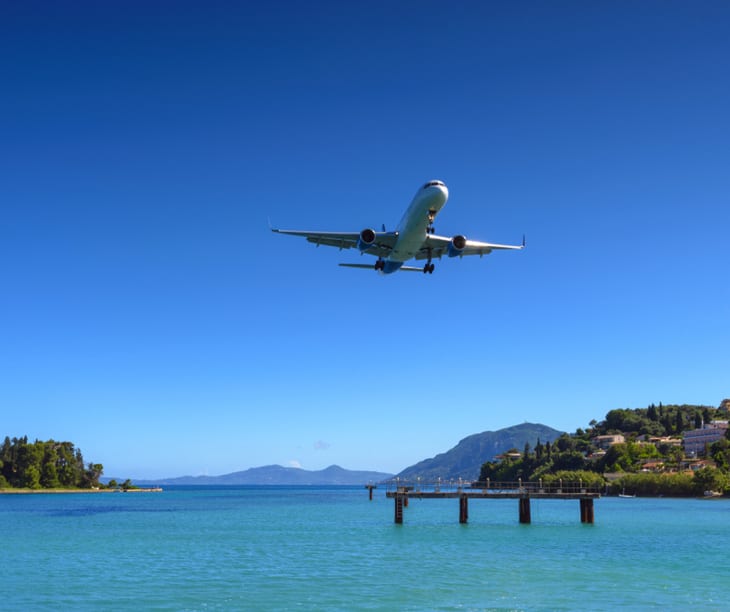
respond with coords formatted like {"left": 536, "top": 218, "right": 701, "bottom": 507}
{"left": 2, "top": 486, "right": 727, "bottom": 611}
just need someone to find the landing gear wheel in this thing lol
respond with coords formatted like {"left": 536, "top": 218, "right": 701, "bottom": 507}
{"left": 375, "top": 259, "right": 385, "bottom": 271}
{"left": 423, "top": 263, "right": 435, "bottom": 274}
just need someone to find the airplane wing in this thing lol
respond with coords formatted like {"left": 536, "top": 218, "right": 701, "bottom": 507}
{"left": 271, "top": 228, "right": 398, "bottom": 259}
{"left": 415, "top": 234, "right": 524, "bottom": 260}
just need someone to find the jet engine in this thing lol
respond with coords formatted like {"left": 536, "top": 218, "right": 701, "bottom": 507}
{"left": 447, "top": 234, "right": 467, "bottom": 257}
{"left": 357, "top": 228, "right": 376, "bottom": 252}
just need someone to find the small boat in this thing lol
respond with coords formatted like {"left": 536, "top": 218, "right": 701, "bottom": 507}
{"left": 618, "top": 487, "right": 635, "bottom": 498}
{"left": 703, "top": 490, "right": 723, "bottom": 498}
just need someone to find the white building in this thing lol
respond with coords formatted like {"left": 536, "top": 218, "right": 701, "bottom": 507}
{"left": 592, "top": 434, "right": 625, "bottom": 450}
{"left": 683, "top": 421, "right": 729, "bottom": 457}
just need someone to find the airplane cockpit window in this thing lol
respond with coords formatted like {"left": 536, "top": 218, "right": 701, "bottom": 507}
{"left": 423, "top": 180, "right": 445, "bottom": 189}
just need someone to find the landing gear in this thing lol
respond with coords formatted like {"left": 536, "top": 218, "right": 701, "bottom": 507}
{"left": 427, "top": 210, "right": 436, "bottom": 234}
{"left": 423, "top": 248, "right": 435, "bottom": 274}
{"left": 375, "top": 259, "right": 385, "bottom": 271}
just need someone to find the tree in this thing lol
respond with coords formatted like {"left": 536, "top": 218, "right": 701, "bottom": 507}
{"left": 535, "top": 439, "right": 544, "bottom": 461}
{"left": 693, "top": 467, "right": 729, "bottom": 495}
{"left": 648, "top": 404, "right": 658, "bottom": 421}
{"left": 555, "top": 434, "right": 575, "bottom": 452}
{"left": 662, "top": 414, "right": 673, "bottom": 435}
{"left": 552, "top": 451, "right": 586, "bottom": 472}
{"left": 541, "top": 470, "right": 605, "bottom": 489}
{"left": 710, "top": 438, "right": 730, "bottom": 471}
{"left": 22, "top": 464, "right": 41, "bottom": 489}
{"left": 600, "top": 443, "right": 633, "bottom": 472}
{"left": 0, "top": 436, "right": 103, "bottom": 489}
{"left": 610, "top": 472, "right": 695, "bottom": 496}
{"left": 81, "top": 463, "right": 104, "bottom": 488}
{"left": 675, "top": 410, "right": 685, "bottom": 433}
{"left": 40, "top": 457, "right": 60, "bottom": 488}
{"left": 16, "top": 441, "right": 42, "bottom": 489}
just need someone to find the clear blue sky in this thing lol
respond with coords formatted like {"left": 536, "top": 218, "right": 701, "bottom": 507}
{"left": 2, "top": 1, "right": 728, "bottom": 479}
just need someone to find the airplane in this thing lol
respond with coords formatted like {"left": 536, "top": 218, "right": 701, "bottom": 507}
{"left": 271, "top": 180, "right": 524, "bottom": 274}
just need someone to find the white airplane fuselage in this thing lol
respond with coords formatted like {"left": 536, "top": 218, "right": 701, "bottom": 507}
{"left": 383, "top": 181, "right": 448, "bottom": 272}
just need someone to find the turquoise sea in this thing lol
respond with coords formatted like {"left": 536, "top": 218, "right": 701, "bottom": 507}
{"left": 3, "top": 486, "right": 728, "bottom": 611}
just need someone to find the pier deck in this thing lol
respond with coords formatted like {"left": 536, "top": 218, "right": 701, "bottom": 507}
{"left": 384, "top": 480, "right": 600, "bottom": 525}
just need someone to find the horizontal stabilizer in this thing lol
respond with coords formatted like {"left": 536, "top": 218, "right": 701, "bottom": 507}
{"left": 339, "top": 263, "right": 425, "bottom": 273}
{"left": 339, "top": 263, "right": 376, "bottom": 270}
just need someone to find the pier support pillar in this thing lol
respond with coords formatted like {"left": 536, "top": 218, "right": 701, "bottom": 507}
{"left": 580, "top": 498, "right": 595, "bottom": 524}
{"left": 366, "top": 485, "right": 376, "bottom": 501}
{"left": 519, "top": 497, "right": 531, "bottom": 524}
{"left": 459, "top": 494, "right": 469, "bottom": 524}
{"left": 394, "top": 493, "right": 404, "bottom": 524}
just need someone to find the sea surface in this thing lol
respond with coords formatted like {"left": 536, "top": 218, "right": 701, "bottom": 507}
{"left": 2, "top": 486, "right": 727, "bottom": 611}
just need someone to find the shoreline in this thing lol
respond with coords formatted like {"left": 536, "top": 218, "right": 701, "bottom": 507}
{"left": 0, "top": 487, "right": 163, "bottom": 494}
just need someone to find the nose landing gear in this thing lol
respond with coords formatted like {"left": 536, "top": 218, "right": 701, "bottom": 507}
{"left": 427, "top": 210, "right": 436, "bottom": 234}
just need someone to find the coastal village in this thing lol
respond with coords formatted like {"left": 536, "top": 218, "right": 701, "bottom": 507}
{"left": 474, "top": 399, "right": 730, "bottom": 497}
{"left": 587, "top": 399, "right": 729, "bottom": 472}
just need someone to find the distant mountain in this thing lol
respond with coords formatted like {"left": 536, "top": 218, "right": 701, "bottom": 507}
{"left": 396, "top": 423, "right": 564, "bottom": 481}
{"left": 132, "top": 464, "right": 393, "bottom": 486}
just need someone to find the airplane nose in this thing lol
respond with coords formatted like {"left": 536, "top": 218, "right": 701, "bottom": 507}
{"left": 419, "top": 180, "right": 449, "bottom": 208}
{"left": 430, "top": 183, "right": 448, "bottom": 205}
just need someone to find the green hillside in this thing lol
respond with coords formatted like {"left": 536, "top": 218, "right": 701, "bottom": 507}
{"left": 396, "top": 423, "right": 564, "bottom": 481}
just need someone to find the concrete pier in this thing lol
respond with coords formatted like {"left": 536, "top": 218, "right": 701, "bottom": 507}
{"left": 459, "top": 494, "right": 469, "bottom": 524}
{"left": 385, "top": 480, "right": 600, "bottom": 525}
{"left": 519, "top": 497, "right": 532, "bottom": 524}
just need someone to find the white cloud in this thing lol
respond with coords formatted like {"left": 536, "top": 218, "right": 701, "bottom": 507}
{"left": 314, "top": 440, "right": 331, "bottom": 451}
{"left": 288, "top": 460, "right": 302, "bottom": 469}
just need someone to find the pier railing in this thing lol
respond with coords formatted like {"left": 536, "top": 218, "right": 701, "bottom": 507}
{"left": 383, "top": 479, "right": 603, "bottom": 495}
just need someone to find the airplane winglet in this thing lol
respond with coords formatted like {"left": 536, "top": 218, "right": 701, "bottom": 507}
{"left": 522, "top": 234, "right": 526, "bottom": 248}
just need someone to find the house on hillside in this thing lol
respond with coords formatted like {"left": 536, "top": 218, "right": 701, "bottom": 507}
{"left": 592, "top": 434, "right": 625, "bottom": 450}
{"left": 681, "top": 459, "right": 713, "bottom": 472}
{"left": 494, "top": 451, "right": 523, "bottom": 461}
{"left": 640, "top": 460, "right": 665, "bottom": 472}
